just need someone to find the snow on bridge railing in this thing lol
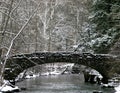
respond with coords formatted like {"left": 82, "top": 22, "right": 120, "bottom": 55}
{"left": 10, "top": 52, "right": 117, "bottom": 59}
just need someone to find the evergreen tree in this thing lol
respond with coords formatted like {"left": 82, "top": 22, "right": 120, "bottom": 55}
{"left": 89, "top": 0, "right": 120, "bottom": 53}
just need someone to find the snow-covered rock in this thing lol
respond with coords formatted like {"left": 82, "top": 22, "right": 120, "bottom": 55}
{"left": 41, "top": 71, "right": 61, "bottom": 76}
{"left": 1, "top": 86, "right": 20, "bottom": 92}
{"left": 115, "top": 85, "right": 120, "bottom": 93}
{"left": 0, "top": 84, "right": 20, "bottom": 92}
{"left": 41, "top": 72, "right": 50, "bottom": 76}
{"left": 89, "top": 69, "right": 103, "bottom": 79}
{"left": 50, "top": 71, "right": 61, "bottom": 75}
{"left": 25, "top": 74, "right": 37, "bottom": 79}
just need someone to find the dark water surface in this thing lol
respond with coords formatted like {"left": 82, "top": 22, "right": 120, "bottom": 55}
{"left": 16, "top": 74, "right": 115, "bottom": 93}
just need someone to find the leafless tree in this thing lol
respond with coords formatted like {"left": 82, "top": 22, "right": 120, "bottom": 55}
{"left": 0, "top": 0, "right": 41, "bottom": 85}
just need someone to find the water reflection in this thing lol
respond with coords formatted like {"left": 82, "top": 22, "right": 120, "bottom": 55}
{"left": 16, "top": 74, "right": 115, "bottom": 93}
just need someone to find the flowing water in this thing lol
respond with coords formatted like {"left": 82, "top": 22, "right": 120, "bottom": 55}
{"left": 16, "top": 74, "right": 115, "bottom": 93}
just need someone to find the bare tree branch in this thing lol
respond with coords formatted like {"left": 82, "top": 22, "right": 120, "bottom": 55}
{"left": 0, "top": 31, "right": 16, "bottom": 35}
{"left": 1, "top": 0, "right": 14, "bottom": 36}
{"left": 10, "top": 0, "right": 23, "bottom": 15}
{"left": 0, "top": 1, "right": 41, "bottom": 82}
{"left": 0, "top": 10, "right": 20, "bottom": 26}
{"left": 0, "top": 7, "right": 9, "bottom": 10}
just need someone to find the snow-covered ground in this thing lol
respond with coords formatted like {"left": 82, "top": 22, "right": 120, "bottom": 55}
{"left": 25, "top": 63, "right": 74, "bottom": 77}
{"left": 15, "top": 63, "right": 74, "bottom": 80}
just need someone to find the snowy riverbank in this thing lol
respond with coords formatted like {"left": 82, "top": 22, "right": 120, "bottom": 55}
{"left": 0, "top": 81, "right": 20, "bottom": 93}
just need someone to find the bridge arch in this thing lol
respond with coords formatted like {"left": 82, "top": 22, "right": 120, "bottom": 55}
{"left": 5, "top": 52, "right": 117, "bottom": 83}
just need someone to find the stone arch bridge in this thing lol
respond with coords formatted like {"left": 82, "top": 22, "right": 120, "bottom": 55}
{"left": 5, "top": 52, "right": 119, "bottom": 83}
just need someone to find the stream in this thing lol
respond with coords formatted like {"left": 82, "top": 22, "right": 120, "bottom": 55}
{"left": 16, "top": 74, "right": 115, "bottom": 93}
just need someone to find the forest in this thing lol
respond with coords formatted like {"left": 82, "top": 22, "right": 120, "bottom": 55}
{"left": 0, "top": 0, "right": 120, "bottom": 91}
{"left": 0, "top": 0, "right": 91, "bottom": 84}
